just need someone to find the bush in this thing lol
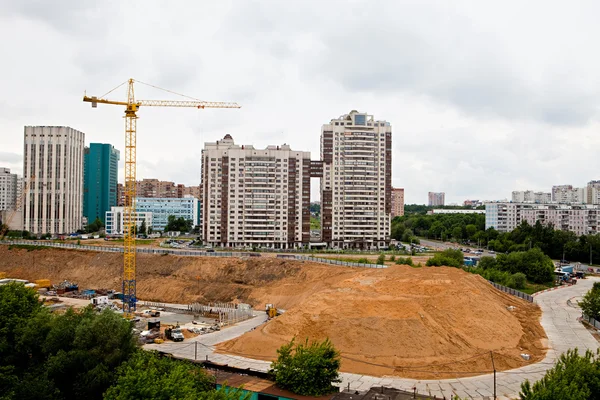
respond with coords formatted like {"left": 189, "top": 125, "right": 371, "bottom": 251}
{"left": 269, "top": 338, "right": 341, "bottom": 396}
{"left": 426, "top": 248, "right": 463, "bottom": 268}
{"left": 376, "top": 254, "right": 385, "bottom": 265}
{"left": 389, "top": 255, "right": 396, "bottom": 261}
{"left": 580, "top": 282, "right": 600, "bottom": 320}
{"left": 512, "top": 272, "right": 527, "bottom": 290}
{"left": 356, "top": 258, "right": 370, "bottom": 264}
{"left": 520, "top": 349, "right": 600, "bottom": 399}
{"left": 395, "top": 256, "right": 414, "bottom": 266}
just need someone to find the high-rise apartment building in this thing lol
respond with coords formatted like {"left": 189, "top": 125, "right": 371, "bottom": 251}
{"left": 0, "top": 168, "right": 17, "bottom": 212}
{"left": 83, "top": 143, "right": 120, "bottom": 224}
{"left": 511, "top": 190, "right": 551, "bottom": 203}
{"left": 552, "top": 185, "right": 586, "bottom": 204}
{"left": 23, "top": 126, "right": 85, "bottom": 235}
{"left": 320, "top": 111, "right": 392, "bottom": 249}
{"left": 391, "top": 188, "right": 404, "bottom": 217}
{"left": 587, "top": 180, "right": 600, "bottom": 205}
{"left": 201, "top": 135, "right": 311, "bottom": 249}
{"left": 428, "top": 192, "right": 445, "bottom": 206}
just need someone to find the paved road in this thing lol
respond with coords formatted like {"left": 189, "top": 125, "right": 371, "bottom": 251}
{"left": 146, "top": 278, "right": 599, "bottom": 399}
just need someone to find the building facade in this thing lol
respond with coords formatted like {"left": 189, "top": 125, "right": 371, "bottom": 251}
{"left": 134, "top": 179, "right": 201, "bottom": 199}
{"left": 485, "top": 201, "right": 600, "bottom": 236}
{"left": 552, "top": 185, "right": 586, "bottom": 204}
{"left": 201, "top": 135, "right": 311, "bottom": 249}
{"left": 320, "top": 111, "right": 392, "bottom": 249}
{"left": 428, "top": 192, "right": 445, "bottom": 206}
{"left": 23, "top": 126, "right": 85, "bottom": 235}
{"left": 0, "top": 168, "right": 17, "bottom": 212}
{"left": 83, "top": 143, "right": 120, "bottom": 224}
{"left": 511, "top": 190, "right": 551, "bottom": 203}
{"left": 587, "top": 180, "right": 600, "bottom": 205}
{"left": 391, "top": 188, "right": 404, "bottom": 217}
{"left": 105, "top": 206, "right": 152, "bottom": 235}
{"left": 136, "top": 196, "right": 199, "bottom": 232}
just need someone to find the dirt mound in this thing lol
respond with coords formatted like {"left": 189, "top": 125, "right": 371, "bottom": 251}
{"left": 0, "top": 246, "right": 354, "bottom": 308}
{"left": 0, "top": 246, "right": 546, "bottom": 378}
{"left": 216, "top": 266, "right": 546, "bottom": 378}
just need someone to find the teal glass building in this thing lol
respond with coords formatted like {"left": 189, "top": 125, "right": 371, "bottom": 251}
{"left": 83, "top": 143, "right": 120, "bottom": 224}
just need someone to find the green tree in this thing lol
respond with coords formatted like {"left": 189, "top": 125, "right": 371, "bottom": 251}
{"left": 104, "top": 351, "right": 244, "bottom": 400}
{"left": 465, "top": 224, "right": 478, "bottom": 240}
{"left": 164, "top": 216, "right": 193, "bottom": 233}
{"left": 426, "top": 248, "right": 463, "bottom": 268}
{"left": 139, "top": 220, "right": 147, "bottom": 235}
{"left": 269, "top": 338, "right": 341, "bottom": 396}
{"left": 580, "top": 282, "right": 600, "bottom": 320}
{"left": 520, "top": 349, "right": 600, "bottom": 400}
{"left": 376, "top": 254, "right": 385, "bottom": 265}
{"left": 87, "top": 218, "right": 104, "bottom": 233}
{"left": 478, "top": 256, "right": 497, "bottom": 270}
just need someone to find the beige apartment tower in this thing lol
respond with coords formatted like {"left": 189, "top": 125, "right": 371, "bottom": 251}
{"left": 391, "top": 187, "right": 404, "bottom": 217}
{"left": 23, "top": 126, "right": 85, "bottom": 235}
{"left": 320, "top": 111, "right": 392, "bottom": 249}
{"left": 201, "top": 135, "right": 311, "bottom": 249}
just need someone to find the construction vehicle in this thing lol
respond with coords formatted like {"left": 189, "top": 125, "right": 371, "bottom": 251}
{"left": 0, "top": 175, "right": 34, "bottom": 241}
{"left": 142, "top": 309, "right": 160, "bottom": 317}
{"left": 165, "top": 325, "right": 184, "bottom": 342}
{"left": 34, "top": 279, "right": 52, "bottom": 289}
{"left": 83, "top": 79, "right": 240, "bottom": 318}
{"left": 265, "top": 303, "right": 279, "bottom": 319}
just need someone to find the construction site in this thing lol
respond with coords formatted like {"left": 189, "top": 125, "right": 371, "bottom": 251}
{"left": 0, "top": 245, "right": 547, "bottom": 380}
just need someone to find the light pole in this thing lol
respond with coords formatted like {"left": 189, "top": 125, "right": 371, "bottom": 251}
{"left": 590, "top": 243, "right": 593, "bottom": 266}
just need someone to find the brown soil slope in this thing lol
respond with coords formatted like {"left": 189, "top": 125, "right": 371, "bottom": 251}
{"left": 217, "top": 266, "right": 546, "bottom": 378}
{"left": 0, "top": 246, "right": 546, "bottom": 378}
{"left": 0, "top": 246, "right": 355, "bottom": 308}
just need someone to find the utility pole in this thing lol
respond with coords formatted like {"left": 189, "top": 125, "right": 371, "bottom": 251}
{"left": 490, "top": 351, "right": 497, "bottom": 400}
{"left": 194, "top": 341, "right": 197, "bottom": 360}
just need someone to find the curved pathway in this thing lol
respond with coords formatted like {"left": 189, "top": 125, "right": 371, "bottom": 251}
{"left": 146, "top": 278, "right": 600, "bottom": 399}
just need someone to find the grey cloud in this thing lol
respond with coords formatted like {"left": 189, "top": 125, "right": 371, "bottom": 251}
{"left": 0, "top": 152, "right": 22, "bottom": 163}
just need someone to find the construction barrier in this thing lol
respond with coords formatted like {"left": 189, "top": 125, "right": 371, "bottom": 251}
{"left": 582, "top": 314, "right": 600, "bottom": 329}
{"left": 487, "top": 280, "right": 534, "bottom": 303}
{"left": 0, "top": 240, "right": 387, "bottom": 269}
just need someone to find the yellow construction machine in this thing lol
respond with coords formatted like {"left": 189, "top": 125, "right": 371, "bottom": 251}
{"left": 265, "top": 303, "right": 279, "bottom": 319}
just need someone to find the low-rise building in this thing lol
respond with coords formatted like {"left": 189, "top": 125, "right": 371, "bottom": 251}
{"left": 136, "top": 196, "right": 199, "bottom": 232}
{"left": 105, "top": 206, "right": 153, "bottom": 235}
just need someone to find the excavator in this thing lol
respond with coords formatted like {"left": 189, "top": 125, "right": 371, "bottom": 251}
{"left": 265, "top": 303, "right": 279, "bottom": 319}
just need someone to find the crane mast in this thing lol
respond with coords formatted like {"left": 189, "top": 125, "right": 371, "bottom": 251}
{"left": 83, "top": 78, "right": 239, "bottom": 318}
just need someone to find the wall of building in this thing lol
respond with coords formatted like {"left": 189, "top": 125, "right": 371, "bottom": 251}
{"left": 83, "top": 143, "right": 120, "bottom": 224}
{"left": 136, "top": 196, "right": 199, "bottom": 232}
{"left": 105, "top": 206, "right": 152, "bottom": 235}
{"left": 391, "top": 187, "right": 404, "bottom": 217}
{"left": 0, "top": 168, "right": 17, "bottom": 212}
{"left": 23, "top": 126, "right": 85, "bottom": 235}
{"left": 428, "top": 192, "right": 445, "bottom": 206}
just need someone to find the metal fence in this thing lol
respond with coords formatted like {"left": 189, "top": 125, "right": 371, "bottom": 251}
{"left": 0, "top": 240, "right": 386, "bottom": 269}
{"left": 487, "top": 280, "right": 534, "bottom": 303}
{"left": 582, "top": 314, "right": 600, "bottom": 329}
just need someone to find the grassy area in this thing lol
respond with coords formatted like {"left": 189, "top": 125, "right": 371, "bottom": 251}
{"left": 520, "top": 282, "right": 554, "bottom": 295}
{"left": 310, "top": 216, "right": 320, "bottom": 230}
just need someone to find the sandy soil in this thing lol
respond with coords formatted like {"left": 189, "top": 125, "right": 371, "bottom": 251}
{"left": 0, "top": 246, "right": 546, "bottom": 379}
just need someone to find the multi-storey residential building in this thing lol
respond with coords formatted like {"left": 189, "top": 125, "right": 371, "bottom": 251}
{"left": 0, "top": 168, "right": 17, "bottom": 211}
{"left": 116, "top": 183, "right": 125, "bottom": 206}
{"left": 136, "top": 196, "right": 199, "bottom": 232}
{"left": 428, "top": 192, "right": 445, "bottom": 206}
{"left": 201, "top": 135, "right": 311, "bottom": 249}
{"left": 463, "top": 199, "right": 483, "bottom": 207}
{"left": 552, "top": 185, "right": 586, "bottom": 204}
{"left": 511, "top": 190, "right": 551, "bottom": 203}
{"left": 83, "top": 143, "right": 120, "bottom": 224}
{"left": 486, "top": 201, "right": 600, "bottom": 236}
{"left": 23, "top": 126, "right": 85, "bottom": 235}
{"left": 391, "top": 188, "right": 404, "bottom": 217}
{"left": 587, "top": 180, "right": 600, "bottom": 205}
{"left": 105, "top": 206, "right": 152, "bottom": 235}
{"left": 136, "top": 179, "right": 178, "bottom": 198}
{"left": 321, "top": 111, "right": 392, "bottom": 249}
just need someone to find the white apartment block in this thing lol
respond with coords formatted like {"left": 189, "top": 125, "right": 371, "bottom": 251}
{"left": 201, "top": 135, "right": 311, "bottom": 249}
{"left": 23, "top": 126, "right": 85, "bottom": 235}
{"left": 321, "top": 111, "right": 392, "bottom": 249}
{"left": 428, "top": 192, "right": 445, "bottom": 206}
{"left": 552, "top": 185, "right": 586, "bottom": 204}
{"left": 136, "top": 196, "right": 199, "bottom": 232}
{"left": 486, "top": 202, "right": 600, "bottom": 236}
{"left": 0, "top": 168, "right": 17, "bottom": 211}
{"left": 511, "top": 190, "right": 551, "bottom": 203}
{"left": 105, "top": 206, "right": 153, "bottom": 235}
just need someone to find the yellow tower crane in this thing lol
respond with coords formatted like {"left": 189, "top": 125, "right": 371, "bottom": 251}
{"left": 83, "top": 79, "right": 240, "bottom": 318}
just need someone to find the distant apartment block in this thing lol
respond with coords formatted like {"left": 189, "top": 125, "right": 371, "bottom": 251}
{"left": 105, "top": 206, "right": 152, "bottom": 235}
{"left": 428, "top": 192, "right": 445, "bottom": 206}
{"left": 201, "top": 135, "right": 311, "bottom": 249}
{"left": 485, "top": 201, "right": 600, "bottom": 236}
{"left": 511, "top": 190, "right": 551, "bottom": 203}
{"left": 135, "top": 179, "right": 201, "bottom": 199}
{"left": 430, "top": 209, "right": 485, "bottom": 215}
{"left": 0, "top": 168, "right": 17, "bottom": 211}
{"left": 136, "top": 196, "right": 199, "bottom": 232}
{"left": 391, "top": 188, "right": 404, "bottom": 217}
{"left": 587, "top": 180, "right": 600, "bottom": 205}
{"left": 83, "top": 143, "right": 120, "bottom": 224}
{"left": 23, "top": 126, "right": 85, "bottom": 235}
{"left": 463, "top": 199, "right": 483, "bottom": 207}
{"left": 552, "top": 185, "right": 586, "bottom": 204}
{"left": 321, "top": 111, "right": 392, "bottom": 249}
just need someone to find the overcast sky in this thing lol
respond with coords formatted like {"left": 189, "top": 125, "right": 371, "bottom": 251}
{"left": 1, "top": 0, "right": 599, "bottom": 204}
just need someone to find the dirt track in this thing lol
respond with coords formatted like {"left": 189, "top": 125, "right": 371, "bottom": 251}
{"left": 0, "top": 246, "right": 546, "bottom": 379}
